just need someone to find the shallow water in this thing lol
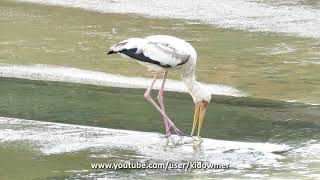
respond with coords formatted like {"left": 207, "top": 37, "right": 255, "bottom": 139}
{"left": 0, "top": 0, "right": 320, "bottom": 179}
{"left": 0, "top": 64, "right": 244, "bottom": 97}
{"left": 0, "top": 0, "right": 320, "bottom": 103}
{"left": 16, "top": 0, "right": 320, "bottom": 38}
{"left": 0, "top": 77, "right": 319, "bottom": 179}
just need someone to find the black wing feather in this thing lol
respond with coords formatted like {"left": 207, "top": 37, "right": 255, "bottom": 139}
{"left": 119, "top": 48, "right": 172, "bottom": 68}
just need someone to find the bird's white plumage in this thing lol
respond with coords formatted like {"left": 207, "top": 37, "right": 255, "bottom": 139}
{"left": 109, "top": 35, "right": 211, "bottom": 103}
{"left": 109, "top": 35, "right": 197, "bottom": 70}
{"left": 144, "top": 35, "right": 196, "bottom": 65}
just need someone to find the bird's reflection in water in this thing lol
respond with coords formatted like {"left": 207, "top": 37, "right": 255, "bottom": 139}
{"left": 163, "top": 135, "right": 204, "bottom": 152}
{"left": 192, "top": 138, "right": 203, "bottom": 152}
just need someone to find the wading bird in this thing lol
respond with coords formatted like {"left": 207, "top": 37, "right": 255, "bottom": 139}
{"left": 107, "top": 35, "right": 211, "bottom": 137}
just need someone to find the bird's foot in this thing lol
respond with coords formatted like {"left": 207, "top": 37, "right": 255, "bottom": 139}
{"left": 164, "top": 131, "right": 172, "bottom": 138}
{"left": 170, "top": 126, "right": 188, "bottom": 137}
{"left": 162, "top": 127, "right": 184, "bottom": 138}
{"left": 162, "top": 118, "right": 189, "bottom": 137}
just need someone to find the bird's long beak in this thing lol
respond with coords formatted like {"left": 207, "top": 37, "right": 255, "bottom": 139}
{"left": 191, "top": 101, "right": 208, "bottom": 137}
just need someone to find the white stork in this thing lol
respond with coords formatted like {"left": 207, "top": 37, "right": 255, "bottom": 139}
{"left": 107, "top": 35, "right": 211, "bottom": 138}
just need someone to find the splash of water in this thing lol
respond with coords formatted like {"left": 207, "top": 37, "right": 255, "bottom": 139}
{"left": 0, "top": 64, "right": 245, "bottom": 97}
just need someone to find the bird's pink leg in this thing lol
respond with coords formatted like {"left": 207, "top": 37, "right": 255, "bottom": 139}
{"left": 144, "top": 74, "right": 184, "bottom": 136}
{"left": 157, "top": 72, "right": 171, "bottom": 136}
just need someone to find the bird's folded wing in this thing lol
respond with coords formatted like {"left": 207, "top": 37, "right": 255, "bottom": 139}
{"left": 143, "top": 42, "right": 190, "bottom": 67}
{"left": 108, "top": 38, "right": 190, "bottom": 68}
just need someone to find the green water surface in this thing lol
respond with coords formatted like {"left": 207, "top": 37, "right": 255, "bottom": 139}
{"left": 0, "top": 77, "right": 319, "bottom": 179}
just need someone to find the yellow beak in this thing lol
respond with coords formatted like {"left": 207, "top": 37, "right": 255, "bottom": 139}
{"left": 191, "top": 101, "right": 208, "bottom": 137}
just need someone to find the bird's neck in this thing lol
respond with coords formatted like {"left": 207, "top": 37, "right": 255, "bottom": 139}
{"left": 181, "top": 70, "right": 202, "bottom": 103}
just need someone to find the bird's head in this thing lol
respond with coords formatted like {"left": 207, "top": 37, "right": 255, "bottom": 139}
{"left": 191, "top": 87, "right": 211, "bottom": 137}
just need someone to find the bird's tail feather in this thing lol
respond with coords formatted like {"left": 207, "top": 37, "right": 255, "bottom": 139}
{"left": 107, "top": 41, "right": 129, "bottom": 55}
{"left": 107, "top": 50, "right": 116, "bottom": 55}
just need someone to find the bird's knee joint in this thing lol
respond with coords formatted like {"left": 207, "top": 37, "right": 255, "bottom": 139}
{"left": 144, "top": 93, "right": 150, "bottom": 99}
